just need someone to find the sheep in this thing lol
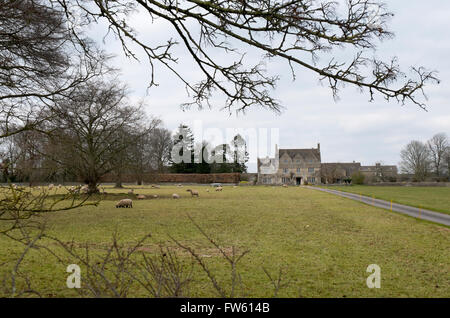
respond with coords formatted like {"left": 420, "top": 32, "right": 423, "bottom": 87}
{"left": 282, "top": 184, "right": 288, "bottom": 188}
{"left": 172, "top": 193, "right": 180, "bottom": 199}
{"left": 215, "top": 186, "right": 223, "bottom": 192}
{"left": 206, "top": 189, "right": 210, "bottom": 193}
{"left": 58, "top": 184, "right": 62, "bottom": 189}
{"left": 128, "top": 189, "right": 134, "bottom": 195}
{"left": 186, "top": 189, "right": 199, "bottom": 197}
{"left": 116, "top": 199, "right": 133, "bottom": 208}
{"left": 153, "top": 195, "right": 158, "bottom": 198}
{"left": 151, "top": 184, "right": 160, "bottom": 189}
{"left": 48, "top": 184, "right": 55, "bottom": 190}
{"left": 137, "top": 194, "right": 146, "bottom": 200}
{"left": 177, "top": 184, "right": 183, "bottom": 187}
{"left": 80, "top": 185, "right": 89, "bottom": 194}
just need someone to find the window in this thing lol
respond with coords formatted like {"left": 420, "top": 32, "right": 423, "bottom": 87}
{"left": 308, "top": 177, "right": 316, "bottom": 183}
{"left": 296, "top": 159, "right": 301, "bottom": 163}
{"left": 284, "top": 159, "right": 288, "bottom": 163}
{"left": 297, "top": 168, "right": 301, "bottom": 173}
{"left": 282, "top": 177, "right": 288, "bottom": 183}
{"left": 308, "top": 168, "right": 314, "bottom": 173}
{"left": 283, "top": 168, "right": 288, "bottom": 174}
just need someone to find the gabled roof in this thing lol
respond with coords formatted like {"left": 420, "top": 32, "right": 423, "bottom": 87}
{"left": 279, "top": 148, "right": 321, "bottom": 162}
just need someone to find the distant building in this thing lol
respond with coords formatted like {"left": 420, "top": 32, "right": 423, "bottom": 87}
{"left": 320, "top": 162, "right": 361, "bottom": 184}
{"left": 257, "top": 144, "right": 397, "bottom": 185}
{"left": 359, "top": 163, "right": 398, "bottom": 182}
{"left": 257, "top": 144, "right": 321, "bottom": 185}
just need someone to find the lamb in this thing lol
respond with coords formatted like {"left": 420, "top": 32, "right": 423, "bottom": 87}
{"left": 186, "top": 189, "right": 199, "bottom": 197}
{"left": 215, "top": 186, "right": 223, "bottom": 192}
{"left": 172, "top": 193, "right": 180, "bottom": 199}
{"left": 137, "top": 194, "right": 146, "bottom": 200}
{"left": 116, "top": 199, "right": 133, "bottom": 208}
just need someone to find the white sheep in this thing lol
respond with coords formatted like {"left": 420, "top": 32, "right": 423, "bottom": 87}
{"left": 172, "top": 193, "right": 180, "bottom": 199}
{"left": 186, "top": 189, "right": 199, "bottom": 197}
{"left": 137, "top": 194, "right": 146, "bottom": 200}
{"left": 48, "top": 184, "right": 55, "bottom": 190}
{"left": 128, "top": 189, "right": 134, "bottom": 194}
{"left": 215, "top": 186, "right": 223, "bottom": 192}
{"left": 153, "top": 195, "right": 158, "bottom": 198}
{"left": 116, "top": 199, "right": 133, "bottom": 208}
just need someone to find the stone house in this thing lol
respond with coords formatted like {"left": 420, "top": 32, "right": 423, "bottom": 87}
{"left": 360, "top": 163, "right": 398, "bottom": 182}
{"left": 320, "top": 162, "right": 361, "bottom": 184}
{"left": 257, "top": 144, "right": 321, "bottom": 185}
{"left": 257, "top": 144, "right": 398, "bottom": 185}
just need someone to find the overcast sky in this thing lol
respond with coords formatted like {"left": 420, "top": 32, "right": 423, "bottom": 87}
{"left": 87, "top": 1, "right": 450, "bottom": 172}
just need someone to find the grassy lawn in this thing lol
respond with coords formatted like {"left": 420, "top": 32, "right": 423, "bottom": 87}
{"left": 0, "top": 185, "right": 449, "bottom": 297}
{"left": 317, "top": 185, "right": 450, "bottom": 215}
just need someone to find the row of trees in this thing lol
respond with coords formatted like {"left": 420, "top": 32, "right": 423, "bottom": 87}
{"left": 400, "top": 133, "right": 450, "bottom": 181}
{"left": 0, "top": 79, "right": 172, "bottom": 192}
{"left": 0, "top": 102, "right": 249, "bottom": 190}
{"left": 170, "top": 124, "right": 249, "bottom": 174}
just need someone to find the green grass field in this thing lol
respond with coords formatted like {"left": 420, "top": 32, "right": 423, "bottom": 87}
{"left": 317, "top": 185, "right": 450, "bottom": 215}
{"left": 0, "top": 185, "right": 449, "bottom": 298}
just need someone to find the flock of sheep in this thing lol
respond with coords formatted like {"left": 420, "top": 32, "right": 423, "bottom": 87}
{"left": 8, "top": 182, "right": 233, "bottom": 210}
{"left": 115, "top": 184, "right": 225, "bottom": 208}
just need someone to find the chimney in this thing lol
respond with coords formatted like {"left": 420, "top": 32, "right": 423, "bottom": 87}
{"left": 317, "top": 143, "right": 320, "bottom": 152}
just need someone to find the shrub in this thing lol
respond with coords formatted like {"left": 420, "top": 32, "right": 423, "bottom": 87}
{"left": 351, "top": 172, "right": 365, "bottom": 185}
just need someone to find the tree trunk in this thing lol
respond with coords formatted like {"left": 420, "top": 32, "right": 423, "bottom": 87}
{"left": 114, "top": 170, "right": 123, "bottom": 188}
{"left": 88, "top": 181, "right": 99, "bottom": 194}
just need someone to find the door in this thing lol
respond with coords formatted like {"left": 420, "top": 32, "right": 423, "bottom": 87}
{"left": 296, "top": 177, "right": 302, "bottom": 185}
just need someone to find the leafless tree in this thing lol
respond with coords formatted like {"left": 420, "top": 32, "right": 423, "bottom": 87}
{"left": 443, "top": 147, "right": 450, "bottom": 180}
{"left": 427, "top": 133, "right": 448, "bottom": 178}
{"left": 113, "top": 118, "right": 162, "bottom": 187}
{"left": 41, "top": 80, "right": 154, "bottom": 193}
{"left": 0, "top": 0, "right": 109, "bottom": 138}
{"left": 59, "top": 0, "right": 439, "bottom": 113}
{"left": 399, "top": 140, "right": 431, "bottom": 182}
{"left": 148, "top": 127, "right": 173, "bottom": 173}
{"left": 320, "top": 163, "right": 339, "bottom": 184}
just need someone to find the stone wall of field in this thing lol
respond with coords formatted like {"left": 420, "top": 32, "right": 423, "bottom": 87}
{"left": 100, "top": 173, "right": 241, "bottom": 184}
